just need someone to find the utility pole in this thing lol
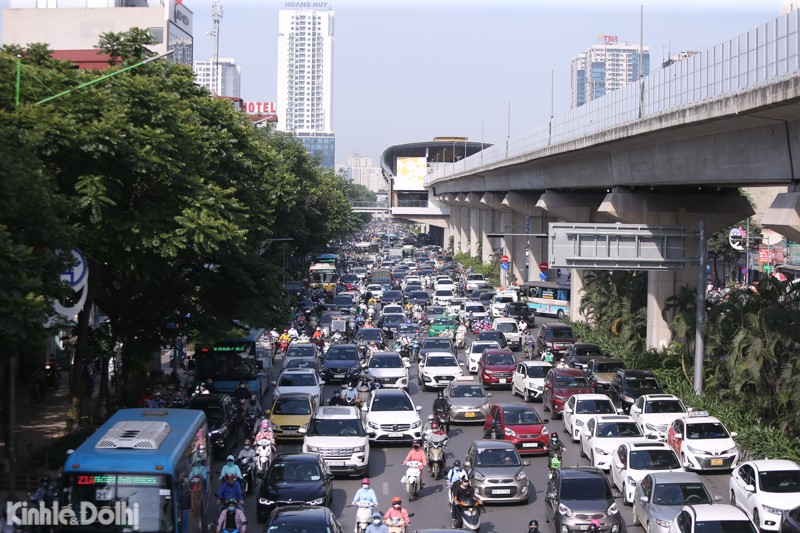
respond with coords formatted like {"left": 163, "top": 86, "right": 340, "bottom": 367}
{"left": 694, "top": 220, "right": 706, "bottom": 395}
{"left": 211, "top": 0, "right": 223, "bottom": 97}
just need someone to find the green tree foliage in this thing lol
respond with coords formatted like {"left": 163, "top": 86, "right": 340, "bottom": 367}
{"left": 579, "top": 271, "right": 647, "bottom": 356}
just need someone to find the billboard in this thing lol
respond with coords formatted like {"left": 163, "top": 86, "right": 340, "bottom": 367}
{"left": 394, "top": 156, "right": 427, "bottom": 191}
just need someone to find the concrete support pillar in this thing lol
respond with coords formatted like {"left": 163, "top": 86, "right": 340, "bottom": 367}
{"left": 481, "top": 192, "right": 513, "bottom": 266}
{"left": 480, "top": 208, "right": 493, "bottom": 264}
{"left": 499, "top": 211, "right": 514, "bottom": 288}
{"left": 570, "top": 269, "right": 587, "bottom": 322}
{"left": 762, "top": 190, "right": 800, "bottom": 243}
{"left": 466, "top": 193, "right": 483, "bottom": 258}
{"left": 510, "top": 212, "right": 527, "bottom": 286}
{"left": 459, "top": 205, "right": 469, "bottom": 253}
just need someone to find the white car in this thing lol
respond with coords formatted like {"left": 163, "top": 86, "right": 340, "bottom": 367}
{"left": 402, "top": 276, "right": 421, "bottom": 290}
{"left": 490, "top": 295, "right": 516, "bottom": 318}
{"left": 667, "top": 504, "right": 757, "bottom": 533}
{"left": 434, "top": 277, "right": 455, "bottom": 292}
{"left": 511, "top": 361, "right": 552, "bottom": 402}
{"left": 666, "top": 411, "right": 739, "bottom": 472}
{"left": 630, "top": 394, "right": 690, "bottom": 441}
{"left": 460, "top": 301, "right": 489, "bottom": 322}
{"left": 417, "top": 351, "right": 464, "bottom": 390}
{"left": 610, "top": 440, "right": 684, "bottom": 504}
{"left": 302, "top": 405, "right": 369, "bottom": 477}
{"left": 382, "top": 304, "right": 405, "bottom": 316}
{"left": 492, "top": 317, "right": 522, "bottom": 350}
{"left": 467, "top": 340, "right": 501, "bottom": 373}
{"left": 563, "top": 393, "right": 621, "bottom": 442}
{"left": 433, "top": 288, "right": 455, "bottom": 306}
{"left": 366, "top": 284, "right": 384, "bottom": 301}
{"left": 271, "top": 368, "right": 324, "bottom": 403}
{"left": 580, "top": 414, "right": 645, "bottom": 471}
{"left": 448, "top": 297, "right": 468, "bottom": 317}
{"left": 366, "top": 351, "right": 409, "bottom": 389}
{"left": 730, "top": 459, "right": 800, "bottom": 531}
{"left": 362, "top": 388, "right": 422, "bottom": 444}
{"left": 465, "top": 273, "right": 487, "bottom": 291}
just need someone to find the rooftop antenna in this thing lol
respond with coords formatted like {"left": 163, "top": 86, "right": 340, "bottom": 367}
{"left": 210, "top": 0, "right": 223, "bottom": 96}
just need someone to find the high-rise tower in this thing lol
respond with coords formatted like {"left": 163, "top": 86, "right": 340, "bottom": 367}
{"left": 571, "top": 35, "right": 649, "bottom": 109}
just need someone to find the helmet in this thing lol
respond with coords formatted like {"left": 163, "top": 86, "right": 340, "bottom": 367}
{"left": 529, "top": 520, "right": 540, "bottom": 528}
{"left": 361, "top": 477, "right": 370, "bottom": 484}
{"left": 431, "top": 422, "right": 439, "bottom": 430}
{"left": 427, "top": 414, "right": 435, "bottom": 421}
{"left": 391, "top": 496, "right": 402, "bottom": 504}
{"left": 316, "top": 327, "right": 321, "bottom": 331}
{"left": 226, "top": 455, "right": 235, "bottom": 461}
{"left": 551, "top": 432, "right": 559, "bottom": 441}
{"left": 453, "top": 460, "right": 462, "bottom": 468}
{"left": 227, "top": 498, "right": 237, "bottom": 506}
{"left": 244, "top": 439, "right": 252, "bottom": 446}
{"left": 261, "top": 421, "right": 269, "bottom": 429}
{"left": 412, "top": 442, "right": 420, "bottom": 449}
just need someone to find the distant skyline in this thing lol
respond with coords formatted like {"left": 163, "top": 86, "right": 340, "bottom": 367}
{"left": 0, "top": 0, "right": 784, "bottom": 166}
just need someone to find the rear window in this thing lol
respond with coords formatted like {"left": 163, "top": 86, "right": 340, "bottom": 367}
{"left": 495, "top": 322, "right": 518, "bottom": 333}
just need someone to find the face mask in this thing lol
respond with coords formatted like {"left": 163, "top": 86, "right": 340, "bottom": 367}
{"left": 362, "top": 484, "right": 369, "bottom": 489}
{"left": 227, "top": 507, "right": 235, "bottom": 512}
{"left": 244, "top": 446, "right": 250, "bottom": 450}
{"left": 373, "top": 519, "right": 382, "bottom": 525}
{"left": 393, "top": 503, "right": 400, "bottom": 508}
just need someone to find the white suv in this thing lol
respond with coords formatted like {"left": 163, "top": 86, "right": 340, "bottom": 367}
{"left": 302, "top": 405, "right": 369, "bottom": 477}
{"left": 629, "top": 394, "right": 690, "bottom": 441}
{"left": 362, "top": 388, "right": 422, "bottom": 444}
{"left": 366, "top": 351, "right": 409, "bottom": 389}
{"left": 465, "top": 273, "right": 487, "bottom": 291}
{"left": 490, "top": 295, "right": 516, "bottom": 318}
{"left": 492, "top": 317, "right": 522, "bottom": 350}
{"left": 418, "top": 352, "right": 464, "bottom": 390}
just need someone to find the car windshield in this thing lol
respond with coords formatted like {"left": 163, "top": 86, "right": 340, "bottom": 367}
{"left": 286, "top": 360, "right": 316, "bottom": 370}
{"left": 694, "top": 521, "right": 758, "bottom": 533}
{"left": 595, "top": 422, "right": 643, "bottom": 438}
{"left": 369, "top": 356, "right": 403, "bottom": 369}
{"left": 427, "top": 306, "right": 446, "bottom": 315}
{"left": 475, "top": 448, "right": 520, "bottom": 467}
{"left": 435, "top": 290, "right": 454, "bottom": 297}
{"left": 494, "top": 297, "right": 513, "bottom": 304}
{"left": 334, "top": 296, "right": 353, "bottom": 306}
{"left": 575, "top": 399, "right": 616, "bottom": 414}
{"left": 626, "top": 377, "right": 661, "bottom": 390}
{"left": 466, "top": 305, "right": 486, "bottom": 313}
{"left": 384, "top": 314, "right": 405, "bottom": 323}
{"left": 572, "top": 346, "right": 603, "bottom": 356}
{"left": 486, "top": 353, "right": 515, "bottom": 365}
{"left": 468, "top": 275, "right": 484, "bottom": 281}
{"left": 426, "top": 356, "right": 458, "bottom": 367}
{"left": 525, "top": 365, "right": 549, "bottom": 378}
{"left": 278, "top": 373, "right": 317, "bottom": 387}
{"left": 495, "top": 323, "right": 517, "bottom": 333}
{"left": 356, "top": 330, "right": 383, "bottom": 341}
{"left": 273, "top": 398, "right": 312, "bottom": 415}
{"left": 384, "top": 291, "right": 402, "bottom": 299}
{"left": 645, "top": 400, "right": 685, "bottom": 413}
{"left": 286, "top": 345, "right": 316, "bottom": 358}
{"left": 269, "top": 461, "right": 323, "bottom": 483}
{"left": 595, "top": 362, "right": 625, "bottom": 373}
{"left": 411, "top": 291, "right": 428, "bottom": 299}
{"left": 423, "top": 339, "right": 452, "bottom": 349}
{"left": 758, "top": 470, "right": 800, "bottom": 493}
{"left": 686, "top": 422, "right": 729, "bottom": 439}
{"left": 555, "top": 375, "right": 589, "bottom": 387}
{"left": 548, "top": 328, "right": 575, "bottom": 339}
{"left": 503, "top": 409, "right": 541, "bottom": 425}
{"left": 628, "top": 450, "right": 681, "bottom": 470}
{"left": 509, "top": 305, "right": 532, "bottom": 316}
{"left": 560, "top": 476, "right": 613, "bottom": 500}
{"left": 653, "top": 482, "right": 711, "bottom": 505}
{"left": 307, "top": 418, "right": 365, "bottom": 437}
{"left": 449, "top": 385, "right": 485, "bottom": 398}
{"left": 325, "top": 348, "right": 357, "bottom": 361}
{"left": 433, "top": 318, "right": 456, "bottom": 326}
{"left": 371, "top": 395, "right": 414, "bottom": 411}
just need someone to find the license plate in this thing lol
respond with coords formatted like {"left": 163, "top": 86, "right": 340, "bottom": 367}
{"left": 283, "top": 430, "right": 297, "bottom": 436}
{"left": 464, "top": 412, "right": 476, "bottom": 418}
{"left": 334, "top": 374, "right": 345, "bottom": 378}
{"left": 388, "top": 432, "right": 404, "bottom": 438}
{"left": 710, "top": 458, "right": 723, "bottom": 466}
{"left": 492, "top": 489, "right": 511, "bottom": 495}
{"left": 522, "top": 442, "right": 539, "bottom": 448}
{"left": 327, "top": 461, "right": 345, "bottom": 466}
{"left": 499, "top": 378, "right": 508, "bottom": 383}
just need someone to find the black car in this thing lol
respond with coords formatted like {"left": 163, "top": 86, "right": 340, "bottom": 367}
{"left": 564, "top": 343, "right": 605, "bottom": 370}
{"left": 332, "top": 293, "right": 355, "bottom": 312}
{"left": 469, "top": 289, "right": 491, "bottom": 301}
{"left": 503, "top": 302, "right": 536, "bottom": 328}
{"left": 264, "top": 506, "right": 343, "bottom": 533}
{"left": 186, "top": 394, "right": 239, "bottom": 458}
{"left": 610, "top": 368, "right": 664, "bottom": 413}
{"left": 257, "top": 453, "right": 333, "bottom": 522}
{"left": 380, "top": 313, "right": 408, "bottom": 338}
{"left": 408, "top": 290, "right": 431, "bottom": 306}
{"left": 419, "top": 336, "right": 456, "bottom": 357}
{"left": 319, "top": 344, "right": 361, "bottom": 383}
{"left": 353, "top": 327, "right": 386, "bottom": 349}
{"left": 383, "top": 290, "right": 404, "bottom": 305}
{"left": 478, "top": 292, "right": 496, "bottom": 306}
{"left": 545, "top": 467, "right": 622, "bottom": 532}
{"left": 283, "top": 280, "right": 303, "bottom": 297}
{"left": 476, "top": 330, "right": 508, "bottom": 350}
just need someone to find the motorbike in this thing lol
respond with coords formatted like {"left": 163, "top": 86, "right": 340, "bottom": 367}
{"left": 244, "top": 411, "right": 259, "bottom": 437}
{"left": 410, "top": 339, "right": 421, "bottom": 362}
{"left": 279, "top": 339, "right": 289, "bottom": 356}
{"left": 255, "top": 439, "right": 274, "bottom": 478}
{"left": 523, "top": 341, "right": 534, "bottom": 360}
{"left": 44, "top": 362, "right": 61, "bottom": 389}
{"left": 426, "top": 437, "right": 447, "bottom": 480}
{"left": 454, "top": 494, "right": 483, "bottom": 531}
{"left": 386, "top": 516, "right": 409, "bottom": 533}
{"left": 455, "top": 330, "right": 466, "bottom": 350}
{"left": 352, "top": 501, "right": 377, "bottom": 533}
{"left": 234, "top": 457, "right": 255, "bottom": 495}
{"left": 356, "top": 380, "right": 371, "bottom": 407}
{"left": 547, "top": 448, "right": 563, "bottom": 479}
{"left": 483, "top": 422, "right": 503, "bottom": 440}
{"left": 402, "top": 460, "right": 423, "bottom": 501}
{"left": 434, "top": 410, "right": 450, "bottom": 434}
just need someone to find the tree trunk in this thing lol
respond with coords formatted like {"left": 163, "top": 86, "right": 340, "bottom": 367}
{"left": 5, "top": 352, "right": 18, "bottom": 499}
{"left": 71, "top": 270, "right": 98, "bottom": 428}
{"left": 95, "top": 354, "right": 110, "bottom": 420}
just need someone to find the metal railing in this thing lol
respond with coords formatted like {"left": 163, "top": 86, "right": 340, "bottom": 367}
{"left": 427, "top": 9, "right": 800, "bottom": 185}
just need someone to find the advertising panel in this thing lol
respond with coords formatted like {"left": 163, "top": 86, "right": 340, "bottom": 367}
{"left": 394, "top": 156, "right": 427, "bottom": 191}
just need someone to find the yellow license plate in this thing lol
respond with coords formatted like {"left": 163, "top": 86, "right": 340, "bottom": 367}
{"left": 465, "top": 412, "right": 476, "bottom": 418}
{"left": 710, "top": 458, "right": 723, "bottom": 466}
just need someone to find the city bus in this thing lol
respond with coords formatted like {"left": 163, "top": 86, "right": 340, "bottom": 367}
{"left": 59, "top": 408, "right": 210, "bottom": 533}
{"left": 401, "top": 244, "right": 415, "bottom": 259}
{"left": 520, "top": 281, "right": 572, "bottom": 319}
{"left": 309, "top": 262, "right": 338, "bottom": 292}
{"left": 314, "top": 253, "right": 338, "bottom": 264}
{"left": 193, "top": 331, "right": 269, "bottom": 399}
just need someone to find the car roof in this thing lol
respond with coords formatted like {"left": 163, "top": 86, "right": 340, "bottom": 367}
{"left": 619, "top": 368, "right": 657, "bottom": 377}
{"left": 272, "top": 452, "right": 320, "bottom": 464}
{"left": 589, "top": 356, "right": 625, "bottom": 364}
{"left": 268, "top": 504, "right": 333, "bottom": 524}
{"left": 313, "top": 406, "right": 360, "bottom": 419}
{"left": 682, "top": 504, "right": 750, "bottom": 521}
{"left": 372, "top": 351, "right": 401, "bottom": 358}
{"left": 273, "top": 392, "right": 313, "bottom": 401}
{"left": 483, "top": 348, "right": 514, "bottom": 355}
{"left": 683, "top": 415, "right": 724, "bottom": 424}
{"left": 572, "top": 393, "right": 616, "bottom": 401}
{"left": 426, "top": 352, "right": 457, "bottom": 358}
{"left": 623, "top": 439, "right": 672, "bottom": 450}
{"left": 559, "top": 466, "right": 606, "bottom": 479}
{"left": 646, "top": 471, "right": 706, "bottom": 484}
{"left": 545, "top": 323, "right": 574, "bottom": 329}
{"left": 641, "top": 394, "right": 681, "bottom": 401}
{"left": 474, "top": 439, "right": 518, "bottom": 451}
{"left": 550, "top": 368, "right": 587, "bottom": 376}
{"left": 464, "top": 300, "right": 485, "bottom": 306}
{"left": 280, "top": 368, "right": 317, "bottom": 375}
{"left": 495, "top": 403, "right": 536, "bottom": 412}
{"left": 492, "top": 317, "right": 517, "bottom": 323}
{"left": 744, "top": 459, "right": 800, "bottom": 472}
{"left": 373, "top": 388, "right": 410, "bottom": 397}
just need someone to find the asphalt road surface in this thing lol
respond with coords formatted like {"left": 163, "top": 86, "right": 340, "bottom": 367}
{"left": 207, "top": 316, "right": 733, "bottom": 532}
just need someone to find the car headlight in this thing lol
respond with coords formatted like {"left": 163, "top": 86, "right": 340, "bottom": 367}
{"left": 557, "top": 503, "right": 572, "bottom": 517}
{"left": 654, "top": 518, "right": 671, "bottom": 528}
{"left": 622, "top": 395, "right": 636, "bottom": 403}
{"left": 594, "top": 447, "right": 610, "bottom": 455}
{"left": 259, "top": 498, "right": 274, "bottom": 505}
{"left": 607, "top": 502, "right": 619, "bottom": 515}
{"left": 724, "top": 446, "right": 738, "bottom": 455}
{"left": 542, "top": 426, "right": 549, "bottom": 435}
{"left": 687, "top": 445, "right": 706, "bottom": 455}
{"left": 626, "top": 476, "right": 637, "bottom": 486}
{"left": 422, "top": 375, "right": 432, "bottom": 382}
{"left": 472, "top": 471, "right": 486, "bottom": 481}
{"left": 306, "top": 445, "right": 319, "bottom": 452}
{"left": 645, "top": 423, "right": 657, "bottom": 431}
{"left": 306, "top": 497, "right": 325, "bottom": 505}
{"left": 531, "top": 384, "right": 543, "bottom": 391}
{"left": 411, "top": 421, "right": 421, "bottom": 429}
{"left": 762, "top": 504, "right": 784, "bottom": 515}
{"left": 353, "top": 446, "right": 366, "bottom": 453}
{"left": 575, "top": 419, "right": 584, "bottom": 427}
{"left": 484, "top": 369, "right": 494, "bottom": 375}
{"left": 505, "top": 427, "right": 516, "bottom": 437}
{"left": 368, "top": 422, "right": 379, "bottom": 430}
{"left": 515, "top": 470, "right": 526, "bottom": 481}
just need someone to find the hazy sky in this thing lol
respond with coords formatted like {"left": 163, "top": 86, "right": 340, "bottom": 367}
{"left": 0, "top": 0, "right": 785, "bottom": 165}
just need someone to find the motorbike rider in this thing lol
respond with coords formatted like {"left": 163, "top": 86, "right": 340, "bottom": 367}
{"left": 219, "top": 455, "right": 242, "bottom": 480}
{"left": 365, "top": 511, "right": 389, "bottom": 533}
{"left": 547, "top": 432, "right": 567, "bottom": 453}
{"left": 216, "top": 498, "right": 247, "bottom": 533}
{"left": 254, "top": 421, "right": 274, "bottom": 443}
{"left": 528, "top": 519, "right": 540, "bottom": 533}
{"left": 451, "top": 476, "right": 480, "bottom": 525}
{"left": 287, "top": 325, "right": 299, "bottom": 340}
{"left": 455, "top": 323, "right": 467, "bottom": 347}
{"left": 483, "top": 417, "right": 502, "bottom": 440}
{"left": 446, "top": 460, "right": 468, "bottom": 485}
{"left": 403, "top": 443, "right": 427, "bottom": 488}
{"left": 351, "top": 477, "right": 378, "bottom": 506}
{"left": 236, "top": 439, "right": 256, "bottom": 468}
{"left": 30, "top": 475, "right": 56, "bottom": 507}
{"left": 244, "top": 395, "right": 263, "bottom": 433}
{"left": 383, "top": 497, "right": 411, "bottom": 528}
{"left": 342, "top": 383, "right": 358, "bottom": 404}
{"left": 541, "top": 348, "right": 555, "bottom": 363}
{"left": 422, "top": 414, "right": 435, "bottom": 436}
{"left": 432, "top": 390, "right": 450, "bottom": 423}
{"left": 215, "top": 476, "right": 244, "bottom": 508}
{"left": 556, "top": 358, "right": 570, "bottom": 369}
{"left": 312, "top": 327, "right": 323, "bottom": 340}
{"left": 231, "top": 381, "right": 250, "bottom": 402}
{"left": 523, "top": 330, "right": 535, "bottom": 358}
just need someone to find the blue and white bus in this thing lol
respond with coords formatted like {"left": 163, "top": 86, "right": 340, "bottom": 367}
{"left": 60, "top": 409, "right": 211, "bottom": 533}
{"left": 520, "top": 281, "right": 572, "bottom": 319}
{"left": 192, "top": 329, "right": 269, "bottom": 399}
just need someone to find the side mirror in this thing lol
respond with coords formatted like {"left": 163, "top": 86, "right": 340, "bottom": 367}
{"left": 614, "top": 462, "right": 624, "bottom": 469}
{"left": 416, "top": 405, "right": 422, "bottom": 411}
{"left": 744, "top": 484, "right": 755, "bottom": 492}
{"left": 545, "top": 491, "right": 556, "bottom": 500}
{"left": 673, "top": 433, "right": 683, "bottom": 440}
{"left": 714, "top": 495, "right": 722, "bottom": 502}
{"left": 523, "top": 461, "right": 531, "bottom": 466}
{"left": 563, "top": 406, "right": 573, "bottom": 414}
{"left": 270, "top": 381, "right": 277, "bottom": 387}
{"left": 730, "top": 432, "right": 738, "bottom": 438}
{"left": 487, "top": 392, "right": 494, "bottom": 397}
{"left": 616, "top": 408, "right": 624, "bottom": 414}
{"left": 639, "top": 495, "right": 649, "bottom": 504}
{"left": 684, "top": 460, "right": 692, "bottom": 468}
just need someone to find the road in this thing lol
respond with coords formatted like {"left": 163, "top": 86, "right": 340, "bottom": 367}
{"left": 209, "top": 315, "right": 733, "bottom": 532}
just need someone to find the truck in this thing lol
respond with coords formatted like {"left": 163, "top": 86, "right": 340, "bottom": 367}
{"left": 388, "top": 247, "right": 403, "bottom": 258}
{"left": 370, "top": 268, "right": 392, "bottom": 289}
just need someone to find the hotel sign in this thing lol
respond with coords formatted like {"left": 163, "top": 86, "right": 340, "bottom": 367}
{"left": 242, "top": 101, "right": 277, "bottom": 115}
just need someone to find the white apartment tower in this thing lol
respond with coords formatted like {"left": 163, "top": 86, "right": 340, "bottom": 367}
{"left": 571, "top": 36, "right": 649, "bottom": 108}
{"left": 277, "top": 7, "right": 335, "bottom": 168}
{"left": 193, "top": 58, "right": 241, "bottom": 98}
{"left": 347, "top": 153, "right": 385, "bottom": 193}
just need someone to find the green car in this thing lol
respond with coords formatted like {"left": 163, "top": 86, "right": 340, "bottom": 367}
{"left": 429, "top": 316, "right": 458, "bottom": 336}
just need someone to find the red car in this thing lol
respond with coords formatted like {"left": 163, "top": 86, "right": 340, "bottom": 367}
{"left": 542, "top": 367, "right": 593, "bottom": 418}
{"left": 484, "top": 403, "right": 549, "bottom": 454}
{"left": 478, "top": 349, "right": 516, "bottom": 387}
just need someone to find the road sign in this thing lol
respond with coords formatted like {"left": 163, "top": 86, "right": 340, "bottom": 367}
{"left": 500, "top": 262, "right": 510, "bottom": 271}
{"left": 539, "top": 261, "right": 548, "bottom": 272}
{"left": 539, "top": 272, "right": 547, "bottom": 281}
{"left": 741, "top": 267, "right": 748, "bottom": 274}
{"left": 500, "top": 255, "right": 509, "bottom": 263}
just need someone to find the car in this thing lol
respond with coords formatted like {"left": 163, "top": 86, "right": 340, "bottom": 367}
{"left": 610, "top": 440, "right": 684, "bottom": 504}
{"left": 382, "top": 304, "right": 405, "bottom": 316}
{"left": 729, "top": 459, "right": 800, "bottom": 531}
{"left": 402, "top": 275, "right": 421, "bottom": 290}
{"left": 478, "top": 348, "right": 516, "bottom": 388}
{"left": 666, "top": 504, "right": 757, "bottom": 533}
{"left": 434, "top": 277, "right": 455, "bottom": 292}
{"left": 445, "top": 377, "right": 493, "bottom": 423}
{"left": 666, "top": 411, "right": 739, "bottom": 472}
{"left": 484, "top": 403, "right": 550, "bottom": 454}
{"left": 382, "top": 290, "right": 404, "bottom": 305}
{"left": 319, "top": 310, "right": 345, "bottom": 337}
{"left": 283, "top": 280, "right": 303, "bottom": 297}
{"left": 285, "top": 340, "right": 320, "bottom": 361}
{"left": 489, "top": 294, "right": 516, "bottom": 318}
{"left": 380, "top": 313, "right": 408, "bottom": 337}
{"left": 186, "top": 394, "right": 240, "bottom": 458}
{"left": 433, "top": 287, "right": 455, "bottom": 305}
{"left": 564, "top": 342, "right": 605, "bottom": 371}
{"left": 545, "top": 467, "right": 622, "bottom": 533}
{"left": 425, "top": 305, "right": 449, "bottom": 320}
{"left": 318, "top": 343, "right": 361, "bottom": 384}
{"left": 476, "top": 329, "right": 509, "bottom": 350}
{"left": 579, "top": 414, "right": 645, "bottom": 471}
{"left": 586, "top": 357, "right": 627, "bottom": 393}
{"left": 460, "top": 301, "right": 490, "bottom": 322}
{"left": 428, "top": 316, "right": 458, "bottom": 337}
{"left": 629, "top": 394, "right": 690, "bottom": 440}
{"left": 781, "top": 504, "right": 800, "bottom": 533}
{"left": 263, "top": 504, "right": 343, "bottom": 532}
{"left": 467, "top": 340, "right": 502, "bottom": 373}
{"left": 366, "top": 283, "right": 384, "bottom": 301}
{"left": 511, "top": 360, "right": 552, "bottom": 402}
{"left": 271, "top": 368, "right": 325, "bottom": 404}
{"left": 632, "top": 472, "right": 717, "bottom": 533}
{"left": 419, "top": 336, "right": 455, "bottom": 358}
{"left": 477, "top": 291, "right": 496, "bottom": 307}
{"left": 256, "top": 453, "right": 333, "bottom": 521}
{"left": 353, "top": 327, "right": 386, "bottom": 349}
{"left": 418, "top": 351, "right": 464, "bottom": 390}
{"left": 563, "top": 393, "right": 621, "bottom": 442}
{"left": 284, "top": 357, "right": 321, "bottom": 376}
{"left": 266, "top": 392, "right": 316, "bottom": 441}
{"left": 536, "top": 323, "right": 578, "bottom": 357}
{"left": 542, "top": 367, "right": 594, "bottom": 418}
{"left": 503, "top": 301, "right": 536, "bottom": 329}
{"left": 465, "top": 273, "right": 487, "bottom": 291}
{"left": 491, "top": 318, "right": 522, "bottom": 350}
{"left": 361, "top": 388, "right": 422, "bottom": 444}
{"left": 366, "top": 351, "right": 409, "bottom": 389}
{"left": 448, "top": 296, "right": 468, "bottom": 317}
{"left": 301, "top": 405, "right": 370, "bottom": 477}
{"left": 610, "top": 369, "right": 664, "bottom": 413}
{"left": 333, "top": 293, "right": 355, "bottom": 312}
{"left": 398, "top": 323, "right": 423, "bottom": 337}
{"left": 463, "top": 440, "right": 531, "bottom": 503}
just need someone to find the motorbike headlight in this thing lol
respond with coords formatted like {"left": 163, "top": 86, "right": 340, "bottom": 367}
{"left": 557, "top": 503, "right": 572, "bottom": 517}
{"left": 607, "top": 502, "right": 619, "bottom": 515}
{"left": 306, "top": 497, "right": 325, "bottom": 505}
{"left": 762, "top": 504, "right": 784, "bottom": 515}
{"left": 504, "top": 427, "right": 516, "bottom": 437}
{"left": 574, "top": 419, "right": 584, "bottom": 427}
{"left": 411, "top": 421, "right": 421, "bottom": 429}
{"left": 472, "top": 471, "right": 486, "bottom": 481}
{"left": 515, "top": 470, "right": 526, "bottom": 481}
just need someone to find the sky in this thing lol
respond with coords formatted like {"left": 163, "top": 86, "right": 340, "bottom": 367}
{"left": 0, "top": 0, "right": 786, "bottom": 166}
